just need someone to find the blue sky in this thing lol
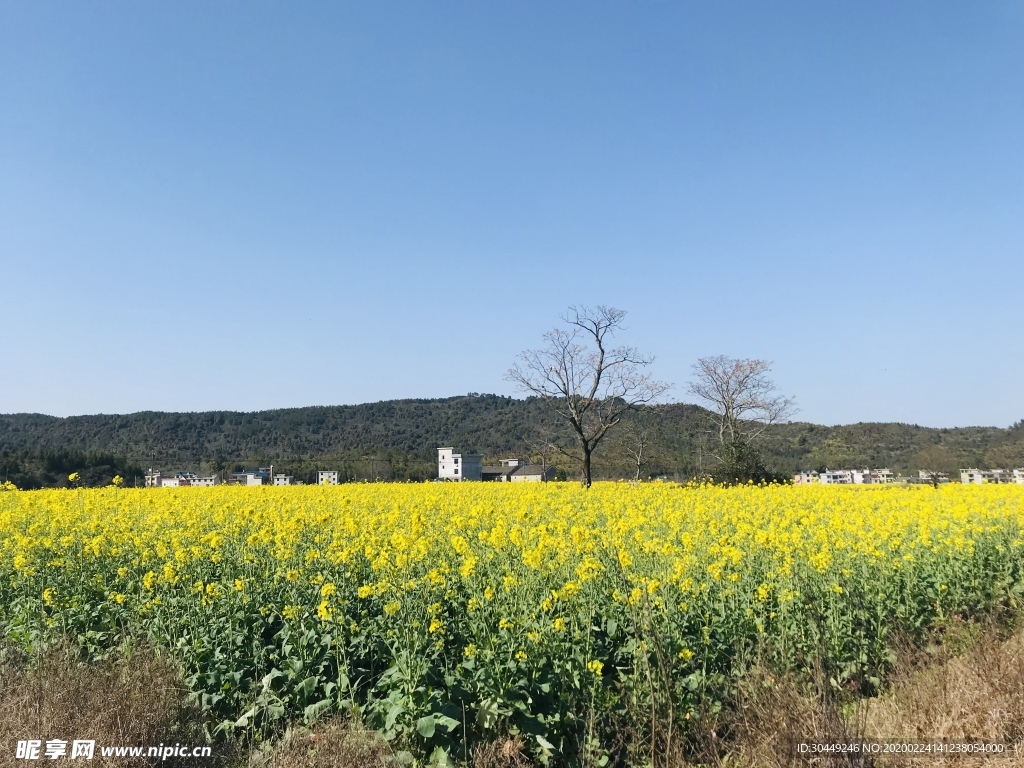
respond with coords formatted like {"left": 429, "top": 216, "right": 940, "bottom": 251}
{"left": 1, "top": 2, "right": 1021, "bottom": 427}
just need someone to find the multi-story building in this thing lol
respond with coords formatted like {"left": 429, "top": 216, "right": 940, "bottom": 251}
{"left": 1014, "top": 469, "right": 1024, "bottom": 484}
{"left": 959, "top": 468, "right": 1019, "bottom": 484}
{"left": 818, "top": 469, "right": 853, "bottom": 485}
{"left": 793, "top": 470, "right": 819, "bottom": 484}
{"left": 145, "top": 469, "right": 218, "bottom": 487}
{"left": 918, "top": 470, "right": 950, "bottom": 483}
{"left": 851, "top": 468, "right": 896, "bottom": 484}
{"left": 437, "top": 448, "right": 483, "bottom": 481}
{"left": 272, "top": 474, "right": 294, "bottom": 486}
{"left": 230, "top": 469, "right": 271, "bottom": 486}
{"left": 317, "top": 470, "right": 339, "bottom": 485}
{"left": 819, "top": 468, "right": 895, "bottom": 485}
{"left": 961, "top": 468, "right": 986, "bottom": 484}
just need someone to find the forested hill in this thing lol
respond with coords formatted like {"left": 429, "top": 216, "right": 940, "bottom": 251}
{"left": 1, "top": 395, "right": 1022, "bottom": 486}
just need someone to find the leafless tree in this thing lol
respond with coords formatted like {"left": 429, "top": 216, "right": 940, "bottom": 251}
{"left": 914, "top": 444, "right": 957, "bottom": 488}
{"left": 687, "top": 356, "right": 795, "bottom": 450}
{"left": 617, "top": 406, "right": 661, "bottom": 482}
{"left": 507, "top": 306, "right": 670, "bottom": 487}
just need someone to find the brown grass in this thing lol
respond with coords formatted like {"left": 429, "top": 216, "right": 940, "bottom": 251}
{"left": 470, "top": 735, "right": 531, "bottom": 768}
{"left": 719, "top": 621, "right": 1024, "bottom": 768}
{"left": 859, "top": 622, "right": 1024, "bottom": 768}
{"left": 247, "top": 722, "right": 391, "bottom": 768}
{"left": 0, "top": 642, "right": 220, "bottom": 768}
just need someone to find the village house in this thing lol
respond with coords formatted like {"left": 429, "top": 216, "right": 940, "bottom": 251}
{"left": 317, "top": 470, "right": 339, "bottom": 485}
{"left": 145, "top": 469, "right": 218, "bottom": 488}
{"left": 441, "top": 451, "right": 554, "bottom": 482}
{"left": 961, "top": 468, "right": 1022, "bottom": 484}
{"left": 437, "top": 448, "right": 483, "bottom": 481}
{"left": 815, "top": 468, "right": 896, "bottom": 485}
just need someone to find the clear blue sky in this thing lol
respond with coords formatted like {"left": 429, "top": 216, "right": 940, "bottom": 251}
{"left": 2, "top": 2, "right": 1021, "bottom": 427}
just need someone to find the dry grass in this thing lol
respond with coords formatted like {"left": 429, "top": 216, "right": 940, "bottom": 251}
{"left": 247, "top": 721, "right": 391, "bottom": 768}
{"left": 860, "top": 622, "right": 1024, "bottom": 768}
{"left": 470, "top": 735, "right": 531, "bottom": 768}
{"left": 718, "top": 620, "right": 1024, "bottom": 768}
{"left": 0, "top": 642, "right": 220, "bottom": 768}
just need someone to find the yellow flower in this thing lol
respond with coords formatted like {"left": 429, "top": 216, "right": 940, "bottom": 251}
{"left": 587, "top": 659, "right": 604, "bottom": 676}
{"left": 316, "top": 600, "right": 332, "bottom": 620}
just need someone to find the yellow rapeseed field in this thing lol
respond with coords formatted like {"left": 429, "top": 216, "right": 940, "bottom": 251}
{"left": 1, "top": 483, "right": 1022, "bottom": 763}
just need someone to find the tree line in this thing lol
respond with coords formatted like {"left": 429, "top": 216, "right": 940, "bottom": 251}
{"left": 1, "top": 304, "right": 1021, "bottom": 488}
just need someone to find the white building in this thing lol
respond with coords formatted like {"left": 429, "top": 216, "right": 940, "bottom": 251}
{"left": 317, "top": 470, "right": 339, "bottom": 485}
{"left": 1014, "top": 469, "right": 1024, "bottom": 484}
{"left": 851, "top": 468, "right": 895, "bottom": 484}
{"left": 509, "top": 465, "right": 557, "bottom": 482}
{"left": 793, "top": 470, "right": 819, "bottom": 484}
{"left": 918, "top": 470, "right": 949, "bottom": 483}
{"left": 480, "top": 458, "right": 555, "bottom": 482}
{"left": 438, "top": 448, "right": 483, "bottom": 481}
{"left": 960, "top": 469, "right": 991, "bottom": 484}
{"left": 272, "top": 474, "right": 294, "bottom": 486}
{"left": 146, "top": 469, "right": 217, "bottom": 487}
{"left": 819, "top": 468, "right": 895, "bottom": 485}
{"left": 819, "top": 469, "right": 853, "bottom": 485}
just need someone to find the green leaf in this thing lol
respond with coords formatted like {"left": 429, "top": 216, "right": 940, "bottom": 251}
{"left": 416, "top": 715, "right": 436, "bottom": 739}
{"left": 476, "top": 698, "right": 500, "bottom": 730}
{"left": 295, "top": 675, "right": 317, "bottom": 700}
{"left": 435, "top": 715, "right": 460, "bottom": 733}
{"left": 385, "top": 703, "right": 405, "bottom": 731}
{"left": 234, "top": 706, "right": 257, "bottom": 728}
{"left": 304, "top": 698, "right": 332, "bottom": 724}
{"left": 535, "top": 734, "right": 556, "bottom": 753}
{"left": 429, "top": 746, "right": 453, "bottom": 766}
{"left": 260, "top": 668, "right": 284, "bottom": 691}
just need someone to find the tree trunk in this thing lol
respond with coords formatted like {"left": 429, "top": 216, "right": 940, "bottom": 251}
{"left": 582, "top": 447, "right": 593, "bottom": 488}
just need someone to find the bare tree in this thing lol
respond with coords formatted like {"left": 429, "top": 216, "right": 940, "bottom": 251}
{"left": 507, "top": 306, "right": 670, "bottom": 488}
{"left": 687, "top": 356, "right": 796, "bottom": 450}
{"left": 616, "top": 406, "right": 661, "bottom": 482}
{"left": 914, "top": 444, "right": 957, "bottom": 488}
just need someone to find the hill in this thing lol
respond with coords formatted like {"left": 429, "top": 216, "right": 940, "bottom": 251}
{"left": 1, "top": 395, "right": 1021, "bottom": 487}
